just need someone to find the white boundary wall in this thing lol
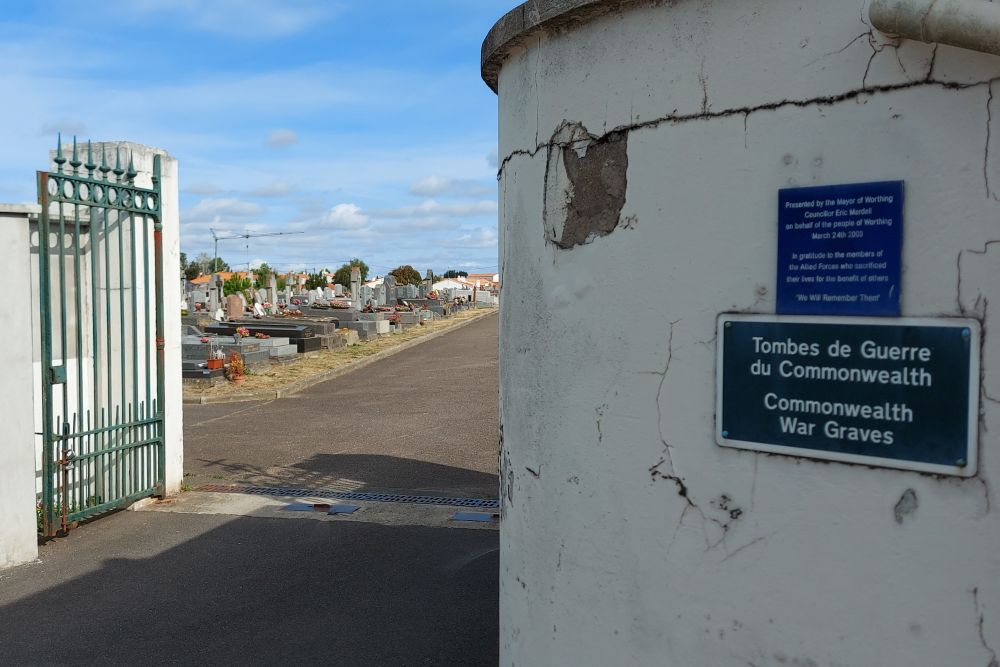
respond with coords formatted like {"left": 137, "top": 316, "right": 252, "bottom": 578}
{"left": 0, "top": 208, "right": 40, "bottom": 569}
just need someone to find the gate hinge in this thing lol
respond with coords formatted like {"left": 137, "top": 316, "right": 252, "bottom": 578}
{"left": 48, "top": 366, "right": 67, "bottom": 384}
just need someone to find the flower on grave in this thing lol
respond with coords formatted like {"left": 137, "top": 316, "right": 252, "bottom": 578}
{"left": 262, "top": 302, "right": 272, "bottom": 309}
{"left": 200, "top": 337, "right": 210, "bottom": 344}
{"left": 236, "top": 327, "right": 250, "bottom": 337}
{"left": 254, "top": 332, "right": 270, "bottom": 339}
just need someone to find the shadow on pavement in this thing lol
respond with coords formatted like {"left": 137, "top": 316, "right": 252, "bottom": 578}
{"left": 190, "top": 452, "right": 500, "bottom": 499}
{"left": 0, "top": 513, "right": 499, "bottom": 666}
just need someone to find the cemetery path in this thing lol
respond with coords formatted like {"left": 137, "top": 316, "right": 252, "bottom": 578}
{"left": 183, "top": 312, "right": 500, "bottom": 499}
{"left": 0, "top": 510, "right": 498, "bottom": 665}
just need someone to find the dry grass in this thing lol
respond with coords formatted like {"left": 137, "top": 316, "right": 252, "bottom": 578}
{"left": 184, "top": 308, "right": 493, "bottom": 398}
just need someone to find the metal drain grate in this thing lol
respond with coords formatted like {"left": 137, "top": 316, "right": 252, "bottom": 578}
{"left": 197, "top": 484, "right": 500, "bottom": 509}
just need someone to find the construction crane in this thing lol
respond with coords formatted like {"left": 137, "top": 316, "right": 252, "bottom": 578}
{"left": 209, "top": 228, "right": 304, "bottom": 274}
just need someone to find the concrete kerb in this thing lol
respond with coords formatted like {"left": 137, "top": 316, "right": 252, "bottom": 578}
{"left": 182, "top": 309, "right": 497, "bottom": 405}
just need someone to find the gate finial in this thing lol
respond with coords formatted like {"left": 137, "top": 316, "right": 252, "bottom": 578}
{"left": 85, "top": 140, "right": 96, "bottom": 177}
{"left": 113, "top": 148, "right": 124, "bottom": 182}
{"left": 54, "top": 133, "right": 66, "bottom": 173}
{"left": 99, "top": 148, "right": 110, "bottom": 180}
{"left": 70, "top": 137, "right": 81, "bottom": 174}
{"left": 126, "top": 151, "right": 137, "bottom": 183}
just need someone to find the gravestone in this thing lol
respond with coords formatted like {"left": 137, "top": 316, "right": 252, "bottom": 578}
{"left": 208, "top": 279, "right": 222, "bottom": 314}
{"left": 226, "top": 294, "right": 243, "bottom": 320}
{"left": 256, "top": 288, "right": 267, "bottom": 304}
{"left": 253, "top": 303, "right": 266, "bottom": 318}
{"left": 334, "top": 284, "right": 344, "bottom": 297}
{"left": 268, "top": 275, "right": 278, "bottom": 307}
{"left": 360, "top": 285, "right": 374, "bottom": 305}
{"left": 383, "top": 274, "right": 397, "bottom": 303}
{"left": 324, "top": 287, "right": 335, "bottom": 301}
{"left": 374, "top": 283, "right": 386, "bottom": 306}
{"left": 350, "top": 267, "right": 361, "bottom": 310}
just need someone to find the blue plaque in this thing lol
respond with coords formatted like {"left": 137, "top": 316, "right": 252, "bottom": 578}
{"left": 716, "top": 315, "right": 979, "bottom": 477}
{"left": 777, "top": 181, "right": 903, "bottom": 316}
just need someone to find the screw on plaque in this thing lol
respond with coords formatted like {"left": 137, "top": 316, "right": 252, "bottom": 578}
{"left": 725, "top": 322, "right": 732, "bottom": 328}
{"left": 962, "top": 328, "right": 970, "bottom": 339}
{"left": 956, "top": 459, "right": 967, "bottom": 467}
{"left": 721, "top": 430, "right": 730, "bottom": 438}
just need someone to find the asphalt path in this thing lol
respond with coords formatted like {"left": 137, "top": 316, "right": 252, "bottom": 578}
{"left": 183, "top": 312, "right": 500, "bottom": 498}
{"left": 0, "top": 313, "right": 501, "bottom": 665}
{"left": 0, "top": 511, "right": 498, "bottom": 665}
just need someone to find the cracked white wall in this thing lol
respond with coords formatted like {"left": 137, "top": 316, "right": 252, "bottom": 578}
{"left": 495, "top": 1, "right": 1000, "bottom": 666}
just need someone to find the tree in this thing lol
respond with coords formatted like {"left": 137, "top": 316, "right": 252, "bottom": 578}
{"left": 194, "top": 252, "right": 229, "bottom": 274}
{"left": 389, "top": 265, "right": 422, "bottom": 286}
{"left": 277, "top": 275, "right": 287, "bottom": 290}
{"left": 332, "top": 258, "right": 370, "bottom": 286}
{"left": 253, "top": 262, "right": 273, "bottom": 285}
{"left": 304, "top": 273, "right": 326, "bottom": 290}
{"left": 223, "top": 274, "right": 251, "bottom": 297}
{"left": 443, "top": 270, "right": 468, "bottom": 279}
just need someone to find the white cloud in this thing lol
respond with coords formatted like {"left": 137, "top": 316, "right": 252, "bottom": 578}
{"left": 266, "top": 129, "right": 298, "bottom": 149}
{"left": 487, "top": 148, "right": 499, "bottom": 168}
{"left": 183, "top": 198, "right": 265, "bottom": 223}
{"left": 184, "top": 183, "right": 222, "bottom": 196}
{"left": 248, "top": 258, "right": 267, "bottom": 270}
{"left": 453, "top": 227, "right": 498, "bottom": 248}
{"left": 410, "top": 176, "right": 451, "bottom": 197}
{"left": 118, "top": 0, "right": 333, "bottom": 39}
{"left": 39, "top": 120, "right": 87, "bottom": 137}
{"left": 326, "top": 203, "right": 369, "bottom": 230}
{"left": 248, "top": 180, "right": 295, "bottom": 197}
{"left": 371, "top": 199, "right": 497, "bottom": 218}
{"left": 409, "top": 176, "right": 494, "bottom": 198}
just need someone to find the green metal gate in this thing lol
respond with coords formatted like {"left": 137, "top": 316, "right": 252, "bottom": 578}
{"left": 36, "top": 136, "right": 166, "bottom": 537}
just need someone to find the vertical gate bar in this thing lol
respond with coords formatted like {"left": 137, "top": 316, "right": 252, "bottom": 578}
{"left": 57, "top": 192, "right": 69, "bottom": 524}
{"left": 143, "top": 214, "right": 152, "bottom": 493}
{"left": 129, "top": 210, "right": 139, "bottom": 495}
{"left": 117, "top": 208, "right": 126, "bottom": 423}
{"left": 73, "top": 200, "right": 84, "bottom": 512}
{"left": 102, "top": 185, "right": 112, "bottom": 435}
{"left": 37, "top": 171, "right": 55, "bottom": 536}
{"left": 89, "top": 204, "right": 101, "bottom": 504}
{"left": 153, "top": 155, "right": 165, "bottom": 491}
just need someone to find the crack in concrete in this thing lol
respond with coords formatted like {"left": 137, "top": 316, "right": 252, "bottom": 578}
{"left": 721, "top": 532, "right": 772, "bottom": 562}
{"left": 955, "top": 240, "right": 1000, "bottom": 317}
{"left": 645, "top": 319, "right": 745, "bottom": 552}
{"left": 699, "top": 55, "right": 709, "bottom": 114}
{"left": 595, "top": 403, "right": 608, "bottom": 445}
{"left": 498, "top": 78, "right": 993, "bottom": 178}
{"left": 925, "top": 44, "right": 938, "bottom": 82}
{"left": 973, "top": 587, "right": 999, "bottom": 667}
{"left": 986, "top": 81, "right": 998, "bottom": 201}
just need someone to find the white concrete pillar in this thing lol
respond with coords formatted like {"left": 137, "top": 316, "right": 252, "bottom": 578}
{"left": 485, "top": 1, "right": 1000, "bottom": 665}
{"left": 0, "top": 207, "right": 40, "bottom": 569}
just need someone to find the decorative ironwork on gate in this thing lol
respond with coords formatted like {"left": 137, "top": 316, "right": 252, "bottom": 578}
{"left": 36, "top": 136, "right": 166, "bottom": 536}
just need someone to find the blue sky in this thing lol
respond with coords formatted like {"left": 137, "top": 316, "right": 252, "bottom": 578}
{"left": 0, "top": 1, "right": 512, "bottom": 276}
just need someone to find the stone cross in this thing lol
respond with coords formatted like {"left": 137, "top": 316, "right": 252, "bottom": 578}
{"left": 350, "top": 267, "right": 361, "bottom": 310}
{"left": 209, "top": 277, "right": 223, "bottom": 314}
{"left": 268, "top": 275, "right": 278, "bottom": 309}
